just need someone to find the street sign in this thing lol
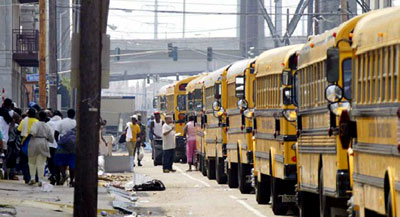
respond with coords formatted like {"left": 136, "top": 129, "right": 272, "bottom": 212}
{"left": 26, "top": 74, "right": 48, "bottom": 83}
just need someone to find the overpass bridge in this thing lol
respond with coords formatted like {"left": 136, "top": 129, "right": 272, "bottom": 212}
{"left": 109, "top": 36, "right": 307, "bottom": 81}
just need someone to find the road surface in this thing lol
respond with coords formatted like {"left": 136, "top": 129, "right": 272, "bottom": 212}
{"left": 133, "top": 152, "right": 295, "bottom": 217}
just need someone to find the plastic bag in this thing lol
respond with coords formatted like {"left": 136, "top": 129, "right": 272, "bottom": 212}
{"left": 138, "top": 147, "right": 144, "bottom": 161}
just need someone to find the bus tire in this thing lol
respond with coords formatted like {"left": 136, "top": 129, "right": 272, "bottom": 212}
{"left": 386, "top": 193, "right": 393, "bottom": 217}
{"left": 238, "top": 163, "right": 252, "bottom": 194}
{"left": 201, "top": 156, "right": 207, "bottom": 176}
{"left": 271, "top": 177, "right": 289, "bottom": 215}
{"left": 319, "top": 167, "right": 331, "bottom": 217}
{"left": 207, "top": 158, "right": 216, "bottom": 180}
{"left": 298, "top": 191, "right": 319, "bottom": 217}
{"left": 256, "top": 174, "right": 271, "bottom": 204}
{"left": 228, "top": 163, "right": 238, "bottom": 188}
{"left": 216, "top": 157, "right": 227, "bottom": 184}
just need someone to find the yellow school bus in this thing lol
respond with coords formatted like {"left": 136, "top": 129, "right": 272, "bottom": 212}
{"left": 343, "top": 7, "right": 400, "bottom": 217}
{"left": 202, "top": 67, "right": 226, "bottom": 180}
{"left": 164, "top": 76, "right": 199, "bottom": 162}
{"left": 186, "top": 73, "right": 208, "bottom": 174}
{"left": 245, "top": 45, "right": 302, "bottom": 214}
{"left": 157, "top": 84, "right": 169, "bottom": 116}
{"left": 294, "top": 15, "right": 366, "bottom": 216}
{"left": 222, "top": 59, "right": 254, "bottom": 192}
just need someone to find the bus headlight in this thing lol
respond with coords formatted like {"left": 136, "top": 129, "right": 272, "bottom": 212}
{"left": 237, "top": 99, "right": 248, "bottom": 110}
{"left": 328, "top": 102, "right": 351, "bottom": 116}
{"left": 243, "top": 109, "right": 254, "bottom": 118}
{"left": 325, "top": 84, "right": 343, "bottom": 103}
{"left": 213, "top": 107, "right": 224, "bottom": 118}
{"left": 282, "top": 109, "right": 297, "bottom": 122}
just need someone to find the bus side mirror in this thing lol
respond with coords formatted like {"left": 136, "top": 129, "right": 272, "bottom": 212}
{"left": 281, "top": 70, "right": 292, "bottom": 85}
{"left": 235, "top": 76, "right": 245, "bottom": 98}
{"left": 326, "top": 47, "right": 340, "bottom": 83}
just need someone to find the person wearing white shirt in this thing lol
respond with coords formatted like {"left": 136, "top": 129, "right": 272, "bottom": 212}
{"left": 57, "top": 109, "right": 76, "bottom": 136}
{"left": 46, "top": 110, "right": 63, "bottom": 185}
{"left": 162, "top": 115, "right": 176, "bottom": 173}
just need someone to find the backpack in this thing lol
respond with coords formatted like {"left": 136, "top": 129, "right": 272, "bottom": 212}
{"left": 58, "top": 129, "right": 76, "bottom": 153}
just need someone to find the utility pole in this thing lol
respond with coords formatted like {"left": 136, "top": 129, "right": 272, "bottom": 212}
{"left": 73, "top": 0, "right": 109, "bottom": 217}
{"left": 39, "top": 0, "right": 46, "bottom": 108}
{"left": 154, "top": 0, "right": 158, "bottom": 39}
{"left": 182, "top": 0, "right": 186, "bottom": 38}
{"left": 314, "top": 0, "right": 319, "bottom": 34}
{"left": 49, "top": 0, "right": 57, "bottom": 109}
{"left": 307, "top": 0, "right": 314, "bottom": 36}
{"left": 341, "top": 0, "right": 348, "bottom": 22}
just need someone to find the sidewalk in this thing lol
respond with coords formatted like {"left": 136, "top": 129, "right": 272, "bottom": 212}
{"left": 0, "top": 179, "right": 118, "bottom": 217}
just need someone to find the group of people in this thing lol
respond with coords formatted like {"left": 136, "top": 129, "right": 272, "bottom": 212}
{"left": 0, "top": 98, "right": 77, "bottom": 187}
{"left": 130, "top": 112, "right": 197, "bottom": 173}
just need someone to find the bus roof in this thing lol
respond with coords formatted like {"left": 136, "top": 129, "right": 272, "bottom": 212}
{"left": 226, "top": 59, "right": 254, "bottom": 83}
{"left": 255, "top": 45, "right": 303, "bottom": 78}
{"left": 157, "top": 84, "right": 170, "bottom": 97}
{"left": 165, "top": 75, "right": 199, "bottom": 96}
{"left": 186, "top": 73, "right": 208, "bottom": 93}
{"left": 297, "top": 14, "right": 366, "bottom": 69}
{"left": 352, "top": 7, "right": 400, "bottom": 55}
{"left": 204, "top": 66, "right": 227, "bottom": 88}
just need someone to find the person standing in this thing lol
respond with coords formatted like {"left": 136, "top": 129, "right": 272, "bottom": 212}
{"left": 18, "top": 108, "right": 38, "bottom": 183}
{"left": 5, "top": 111, "right": 22, "bottom": 180}
{"left": 136, "top": 114, "right": 146, "bottom": 166}
{"left": 150, "top": 112, "right": 164, "bottom": 165}
{"left": 46, "top": 110, "right": 62, "bottom": 185}
{"left": 125, "top": 115, "right": 141, "bottom": 171}
{"left": 57, "top": 109, "right": 76, "bottom": 137}
{"left": 147, "top": 115, "right": 154, "bottom": 159}
{"left": 28, "top": 111, "right": 54, "bottom": 186}
{"left": 184, "top": 115, "right": 197, "bottom": 171}
{"left": 162, "top": 115, "right": 176, "bottom": 173}
{"left": 0, "top": 98, "right": 14, "bottom": 177}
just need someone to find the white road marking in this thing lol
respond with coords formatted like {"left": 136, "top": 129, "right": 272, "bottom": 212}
{"left": 229, "top": 195, "right": 269, "bottom": 217}
{"left": 175, "top": 166, "right": 211, "bottom": 187}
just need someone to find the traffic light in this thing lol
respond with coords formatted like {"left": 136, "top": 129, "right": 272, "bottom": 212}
{"left": 115, "top": 47, "right": 120, "bottom": 61}
{"left": 207, "top": 47, "right": 213, "bottom": 62}
{"left": 172, "top": 46, "right": 178, "bottom": 61}
{"left": 168, "top": 43, "right": 173, "bottom": 57}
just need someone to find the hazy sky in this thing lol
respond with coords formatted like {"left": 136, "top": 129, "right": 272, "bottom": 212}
{"left": 108, "top": 0, "right": 400, "bottom": 40}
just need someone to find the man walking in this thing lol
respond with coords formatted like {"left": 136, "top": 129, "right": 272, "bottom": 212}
{"left": 126, "top": 115, "right": 141, "bottom": 171}
{"left": 162, "top": 115, "right": 176, "bottom": 173}
{"left": 136, "top": 114, "right": 146, "bottom": 166}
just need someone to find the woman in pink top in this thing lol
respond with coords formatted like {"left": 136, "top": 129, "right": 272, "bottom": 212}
{"left": 184, "top": 116, "right": 197, "bottom": 171}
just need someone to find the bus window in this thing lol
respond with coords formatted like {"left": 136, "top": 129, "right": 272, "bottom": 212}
{"left": 177, "top": 95, "right": 186, "bottom": 111}
{"left": 343, "top": 58, "right": 352, "bottom": 100}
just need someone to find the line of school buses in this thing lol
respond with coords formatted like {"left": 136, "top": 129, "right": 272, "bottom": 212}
{"left": 154, "top": 7, "right": 400, "bottom": 217}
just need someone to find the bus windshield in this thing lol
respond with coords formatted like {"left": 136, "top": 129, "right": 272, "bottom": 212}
{"left": 177, "top": 95, "right": 186, "bottom": 111}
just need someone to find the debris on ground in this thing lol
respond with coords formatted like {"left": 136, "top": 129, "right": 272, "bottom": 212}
{"left": 111, "top": 200, "right": 137, "bottom": 215}
{"left": 0, "top": 205, "right": 17, "bottom": 217}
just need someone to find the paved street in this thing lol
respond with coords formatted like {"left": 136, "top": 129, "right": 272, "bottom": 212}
{"left": 133, "top": 152, "right": 295, "bottom": 217}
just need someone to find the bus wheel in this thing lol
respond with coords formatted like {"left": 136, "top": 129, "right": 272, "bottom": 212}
{"left": 228, "top": 163, "right": 238, "bottom": 188}
{"left": 216, "top": 157, "right": 227, "bottom": 184}
{"left": 298, "top": 191, "right": 319, "bottom": 217}
{"left": 207, "top": 158, "right": 216, "bottom": 180}
{"left": 271, "top": 177, "right": 289, "bottom": 215}
{"left": 386, "top": 193, "right": 393, "bottom": 217}
{"left": 319, "top": 167, "right": 331, "bottom": 217}
{"left": 201, "top": 156, "right": 207, "bottom": 176}
{"left": 238, "top": 163, "right": 252, "bottom": 194}
{"left": 256, "top": 174, "right": 271, "bottom": 204}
